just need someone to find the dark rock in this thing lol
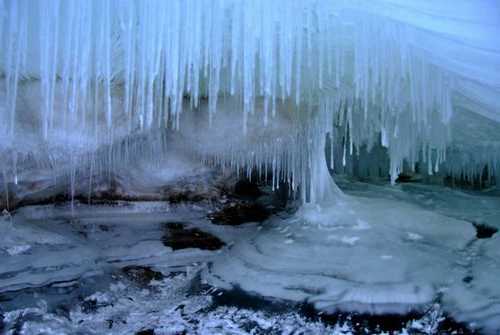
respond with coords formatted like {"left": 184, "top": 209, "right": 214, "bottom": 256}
{"left": 472, "top": 222, "right": 498, "bottom": 239}
{"left": 136, "top": 329, "right": 155, "bottom": 335}
{"left": 11, "top": 313, "right": 27, "bottom": 335}
{"left": 0, "top": 306, "right": 4, "bottom": 334}
{"left": 7, "top": 165, "right": 226, "bottom": 211}
{"left": 234, "top": 179, "right": 261, "bottom": 199}
{"left": 162, "top": 222, "right": 225, "bottom": 251}
{"left": 444, "top": 169, "right": 494, "bottom": 191}
{"left": 162, "top": 175, "right": 222, "bottom": 204}
{"left": 164, "top": 189, "right": 206, "bottom": 203}
{"left": 77, "top": 231, "right": 88, "bottom": 239}
{"left": 80, "top": 298, "right": 111, "bottom": 314}
{"left": 122, "top": 266, "right": 164, "bottom": 286}
{"left": 99, "top": 224, "right": 110, "bottom": 232}
{"left": 463, "top": 275, "right": 474, "bottom": 283}
{"left": 54, "top": 304, "right": 71, "bottom": 319}
{"left": 396, "top": 173, "right": 422, "bottom": 183}
{"left": 209, "top": 202, "right": 269, "bottom": 225}
{"left": 81, "top": 299, "right": 98, "bottom": 313}
{"left": 272, "top": 182, "right": 290, "bottom": 210}
{"left": 240, "top": 320, "right": 264, "bottom": 333}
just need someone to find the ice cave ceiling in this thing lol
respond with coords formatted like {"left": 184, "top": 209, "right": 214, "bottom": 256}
{"left": 1, "top": 0, "right": 500, "bottom": 202}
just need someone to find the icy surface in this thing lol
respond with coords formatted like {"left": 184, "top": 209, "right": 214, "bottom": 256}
{"left": 205, "top": 197, "right": 473, "bottom": 312}
{"left": 0, "top": 202, "right": 236, "bottom": 293}
{"left": 1, "top": 179, "right": 499, "bottom": 333}
{"left": 205, "top": 180, "right": 500, "bottom": 333}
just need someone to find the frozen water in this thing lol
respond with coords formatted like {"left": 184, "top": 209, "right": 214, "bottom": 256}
{"left": 205, "top": 196, "right": 473, "bottom": 312}
{"left": 0, "top": 178, "right": 499, "bottom": 333}
{"left": 205, "top": 180, "right": 500, "bottom": 333}
{"left": 0, "top": 202, "right": 231, "bottom": 293}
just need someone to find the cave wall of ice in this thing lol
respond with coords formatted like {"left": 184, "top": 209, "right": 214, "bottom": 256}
{"left": 1, "top": 0, "right": 500, "bottom": 205}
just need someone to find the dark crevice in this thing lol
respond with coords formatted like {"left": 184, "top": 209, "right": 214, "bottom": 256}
{"left": 162, "top": 222, "right": 225, "bottom": 251}
{"left": 209, "top": 202, "right": 270, "bottom": 226}
{"left": 472, "top": 222, "right": 498, "bottom": 239}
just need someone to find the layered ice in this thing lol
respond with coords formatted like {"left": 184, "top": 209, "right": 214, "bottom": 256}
{"left": 205, "top": 196, "right": 474, "bottom": 312}
{"left": 204, "top": 181, "right": 500, "bottom": 333}
{"left": 0, "top": 201, "right": 230, "bottom": 293}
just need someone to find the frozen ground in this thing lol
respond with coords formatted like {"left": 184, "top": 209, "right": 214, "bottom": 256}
{"left": 206, "top": 179, "right": 500, "bottom": 334}
{"left": 0, "top": 179, "right": 499, "bottom": 334}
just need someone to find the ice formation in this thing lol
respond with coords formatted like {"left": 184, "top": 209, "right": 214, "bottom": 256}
{"left": 1, "top": 0, "right": 500, "bottom": 204}
{"left": 2, "top": 184, "right": 500, "bottom": 333}
{"left": 205, "top": 179, "right": 500, "bottom": 333}
{"left": 3, "top": 4, "right": 500, "bottom": 334}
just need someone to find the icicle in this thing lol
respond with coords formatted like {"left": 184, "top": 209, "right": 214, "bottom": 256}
{"left": 2, "top": 167, "right": 9, "bottom": 211}
{"left": 1, "top": 0, "right": 497, "bottom": 206}
{"left": 12, "top": 152, "right": 17, "bottom": 185}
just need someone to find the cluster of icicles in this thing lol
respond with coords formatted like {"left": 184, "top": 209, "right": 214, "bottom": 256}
{"left": 1, "top": 0, "right": 498, "bottom": 204}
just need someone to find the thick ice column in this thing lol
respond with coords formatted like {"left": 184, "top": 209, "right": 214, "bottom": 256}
{"left": 308, "top": 132, "right": 341, "bottom": 204}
